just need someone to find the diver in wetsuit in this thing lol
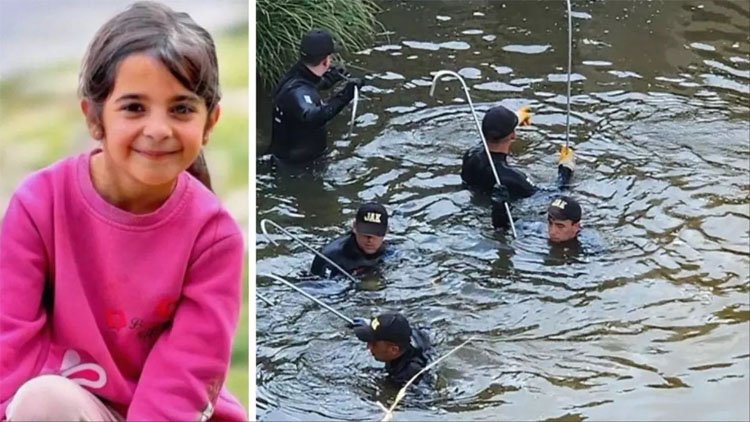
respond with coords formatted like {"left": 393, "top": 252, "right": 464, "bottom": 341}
{"left": 545, "top": 196, "right": 582, "bottom": 243}
{"left": 461, "top": 105, "right": 576, "bottom": 229}
{"left": 310, "top": 203, "right": 390, "bottom": 278}
{"left": 493, "top": 194, "right": 584, "bottom": 244}
{"left": 350, "top": 312, "right": 432, "bottom": 387}
{"left": 461, "top": 105, "right": 575, "bottom": 197}
{"left": 270, "top": 29, "right": 364, "bottom": 163}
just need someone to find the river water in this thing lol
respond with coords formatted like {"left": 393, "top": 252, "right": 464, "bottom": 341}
{"left": 256, "top": 1, "right": 749, "bottom": 420}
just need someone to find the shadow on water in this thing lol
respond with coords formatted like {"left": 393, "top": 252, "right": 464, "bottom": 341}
{"left": 257, "top": 1, "right": 749, "bottom": 420}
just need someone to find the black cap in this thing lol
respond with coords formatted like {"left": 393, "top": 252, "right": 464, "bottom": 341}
{"left": 355, "top": 203, "right": 388, "bottom": 237}
{"left": 354, "top": 312, "right": 412, "bottom": 348}
{"left": 547, "top": 196, "right": 582, "bottom": 222}
{"left": 300, "top": 29, "right": 336, "bottom": 58}
{"left": 482, "top": 105, "right": 519, "bottom": 140}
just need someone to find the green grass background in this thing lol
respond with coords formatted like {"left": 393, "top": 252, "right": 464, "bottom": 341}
{"left": 0, "top": 26, "right": 250, "bottom": 409}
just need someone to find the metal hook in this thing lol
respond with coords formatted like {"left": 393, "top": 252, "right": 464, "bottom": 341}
{"left": 347, "top": 86, "right": 359, "bottom": 140}
{"left": 430, "top": 70, "right": 518, "bottom": 238}
{"left": 259, "top": 273, "right": 354, "bottom": 325}
{"left": 565, "top": 0, "right": 572, "bottom": 148}
{"left": 257, "top": 292, "right": 274, "bottom": 306}
{"left": 259, "top": 219, "right": 359, "bottom": 283}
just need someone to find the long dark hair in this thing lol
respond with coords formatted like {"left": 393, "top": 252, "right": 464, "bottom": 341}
{"left": 79, "top": 1, "right": 220, "bottom": 190}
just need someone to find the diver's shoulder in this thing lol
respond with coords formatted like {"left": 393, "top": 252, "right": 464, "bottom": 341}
{"left": 321, "top": 232, "right": 352, "bottom": 255}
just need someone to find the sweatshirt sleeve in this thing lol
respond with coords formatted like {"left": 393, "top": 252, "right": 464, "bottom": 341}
{"left": 127, "top": 218, "right": 245, "bottom": 421}
{"left": 0, "top": 195, "right": 51, "bottom": 418}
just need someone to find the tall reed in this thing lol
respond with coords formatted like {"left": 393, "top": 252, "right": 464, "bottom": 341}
{"left": 257, "top": 0, "right": 381, "bottom": 88}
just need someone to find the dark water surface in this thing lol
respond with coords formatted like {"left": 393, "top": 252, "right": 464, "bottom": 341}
{"left": 256, "top": 1, "right": 749, "bottom": 420}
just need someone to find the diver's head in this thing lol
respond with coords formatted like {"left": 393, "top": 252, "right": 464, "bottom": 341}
{"left": 482, "top": 105, "right": 519, "bottom": 152}
{"left": 547, "top": 196, "right": 582, "bottom": 243}
{"left": 353, "top": 312, "right": 411, "bottom": 362}
{"left": 352, "top": 202, "right": 388, "bottom": 254}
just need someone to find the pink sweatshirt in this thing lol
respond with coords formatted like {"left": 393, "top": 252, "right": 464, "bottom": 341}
{"left": 0, "top": 151, "right": 246, "bottom": 421}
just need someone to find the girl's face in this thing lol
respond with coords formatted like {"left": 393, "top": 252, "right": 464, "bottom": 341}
{"left": 90, "top": 53, "right": 218, "bottom": 189}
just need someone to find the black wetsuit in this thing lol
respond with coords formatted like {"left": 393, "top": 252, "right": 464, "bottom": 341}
{"left": 461, "top": 144, "right": 538, "bottom": 200}
{"left": 310, "top": 232, "right": 387, "bottom": 278}
{"left": 270, "top": 62, "right": 352, "bottom": 163}
{"left": 386, "top": 328, "right": 432, "bottom": 387}
{"left": 461, "top": 143, "right": 574, "bottom": 228}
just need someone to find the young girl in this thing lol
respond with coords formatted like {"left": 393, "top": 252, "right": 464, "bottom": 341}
{"left": 0, "top": 2, "right": 246, "bottom": 421}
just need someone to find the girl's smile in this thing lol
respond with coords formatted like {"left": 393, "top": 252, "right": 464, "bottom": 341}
{"left": 131, "top": 148, "right": 183, "bottom": 159}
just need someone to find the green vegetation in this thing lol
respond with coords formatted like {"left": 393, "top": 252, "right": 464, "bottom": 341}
{"left": 256, "top": 0, "right": 381, "bottom": 87}
{"left": 0, "top": 28, "right": 250, "bottom": 409}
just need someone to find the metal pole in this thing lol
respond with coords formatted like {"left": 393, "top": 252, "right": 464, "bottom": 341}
{"left": 257, "top": 292, "right": 274, "bottom": 306}
{"left": 566, "top": 0, "right": 572, "bottom": 148}
{"left": 259, "top": 273, "right": 354, "bottom": 325}
{"left": 259, "top": 219, "right": 359, "bottom": 283}
{"left": 430, "top": 70, "right": 518, "bottom": 238}
{"left": 347, "top": 86, "right": 359, "bottom": 139}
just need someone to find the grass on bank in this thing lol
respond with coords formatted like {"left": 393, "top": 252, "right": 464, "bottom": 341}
{"left": 256, "top": 0, "right": 381, "bottom": 87}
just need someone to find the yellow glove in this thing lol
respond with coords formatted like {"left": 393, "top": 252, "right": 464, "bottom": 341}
{"left": 558, "top": 145, "right": 575, "bottom": 171}
{"left": 516, "top": 106, "right": 532, "bottom": 126}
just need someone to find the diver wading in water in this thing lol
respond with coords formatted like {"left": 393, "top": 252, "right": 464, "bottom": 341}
{"left": 270, "top": 29, "right": 364, "bottom": 163}
{"left": 459, "top": 104, "right": 578, "bottom": 234}
{"left": 310, "top": 203, "right": 391, "bottom": 278}
{"left": 260, "top": 275, "right": 434, "bottom": 388}
{"left": 350, "top": 312, "right": 432, "bottom": 387}
{"left": 461, "top": 105, "right": 575, "bottom": 197}
{"left": 492, "top": 195, "right": 584, "bottom": 244}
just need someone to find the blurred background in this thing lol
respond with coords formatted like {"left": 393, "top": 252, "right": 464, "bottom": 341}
{"left": 0, "top": 0, "right": 249, "bottom": 408}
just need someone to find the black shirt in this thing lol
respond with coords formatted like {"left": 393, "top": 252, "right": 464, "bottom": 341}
{"left": 385, "top": 328, "right": 432, "bottom": 387}
{"left": 270, "top": 61, "right": 351, "bottom": 163}
{"left": 310, "top": 232, "right": 387, "bottom": 278}
{"left": 461, "top": 143, "right": 538, "bottom": 200}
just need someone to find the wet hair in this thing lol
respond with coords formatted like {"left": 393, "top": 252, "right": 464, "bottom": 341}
{"left": 79, "top": 1, "right": 220, "bottom": 190}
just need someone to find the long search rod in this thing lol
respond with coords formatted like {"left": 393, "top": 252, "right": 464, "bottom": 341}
{"left": 259, "top": 219, "right": 359, "bottom": 283}
{"left": 259, "top": 273, "right": 354, "bottom": 325}
{"left": 566, "top": 0, "right": 572, "bottom": 148}
{"left": 429, "top": 70, "right": 518, "bottom": 238}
